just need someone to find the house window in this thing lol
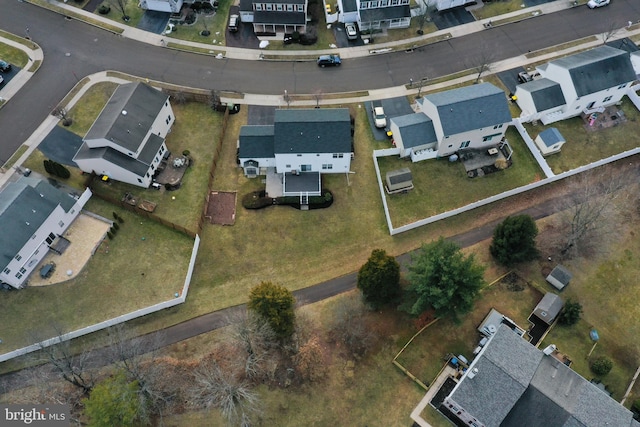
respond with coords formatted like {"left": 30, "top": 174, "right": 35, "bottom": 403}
{"left": 493, "top": 124, "right": 503, "bottom": 130}
{"left": 333, "top": 153, "right": 344, "bottom": 158}
{"left": 301, "top": 164, "right": 312, "bottom": 171}
{"left": 31, "top": 234, "right": 37, "bottom": 240}
{"left": 276, "top": 4, "right": 283, "bottom": 10}
{"left": 297, "top": 154, "right": 302, "bottom": 157}
{"left": 46, "top": 233, "right": 56, "bottom": 245}
{"left": 603, "top": 96, "right": 613, "bottom": 103}
{"left": 138, "top": 178, "right": 143, "bottom": 183}
{"left": 15, "top": 272, "right": 23, "bottom": 279}
{"left": 2, "top": 268, "right": 9, "bottom": 275}
{"left": 379, "top": 0, "right": 388, "bottom": 5}
{"left": 287, "top": 4, "right": 293, "bottom": 10}
{"left": 296, "top": 4, "right": 304, "bottom": 11}
{"left": 459, "top": 141, "right": 470, "bottom": 149}
{"left": 618, "top": 83, "right": 627, "bottom": 89}
{"left": 58, "top": 221, "right": 64, "bottom": 227}
{"left": 322, "top": 164, "right": 333, "bottom": 170}
{"left": 266, "top": 4, "right": 272, "bottom": 10}
{"left": 391, "top": 0, "right": 398, "bottom": 4}
{"left": 71, "top": 209, "right": 75, "bottom": 214}
{"left": 255, "top": 4, "right": 262, "bottom": 10}
{"left": 400, "top": 0, "right": 409, "bottom": 4}
{"left": 482, "top": 133, "right": 501, "bottom": 142}
{"left": 15, "top": 254, "right": 22, "bottom": 261}
{"left": 19, "top": 267, "right": 26, "bottom": 274}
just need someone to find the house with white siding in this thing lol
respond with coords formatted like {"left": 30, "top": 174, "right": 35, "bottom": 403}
{"left": 0, "top": 177, "right": 92, "bottom": 289}
{"left": 140, "top": 0, "right": 184, "bottom": 13}
{"left": 357, "top": 0, "right": 411, "bottom": 31}
{"left": 240, "top": 0, "right": 308, "bottom": 36}
{"left": 515, "top": 46, "right": 637, "bottom": 124}
{"left": 238, "top": 108, "right": 352, "bottom": 196}
{"left": 73, "top": 82, "right": 173, "bottom": 188}
{"left": 390, "top": 83, "right": 512, "bottom": 162}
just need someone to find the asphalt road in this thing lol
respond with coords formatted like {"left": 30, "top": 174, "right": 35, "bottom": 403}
{"left": 1, "top": 1, "right": 640, "bottom": 162}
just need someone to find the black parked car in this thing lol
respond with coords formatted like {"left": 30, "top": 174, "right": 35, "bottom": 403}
{"left": 317, "top": 55, "right": 341, "bottom": 67}
{"left": 0, "top": 60, "right": 11, "bottom": 73}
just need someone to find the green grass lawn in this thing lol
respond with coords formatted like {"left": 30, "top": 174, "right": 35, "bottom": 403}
{"left": 378, "top": 126, "right": 543, "bottom": 227}
{"left": 0, "top": 198, "right": 195, "bottom": 352}
{"left": 0, "top": 40, "right": 31, "bottom": 69}
{"left": 525, "top": 97, "right": 640, "bottom": 173}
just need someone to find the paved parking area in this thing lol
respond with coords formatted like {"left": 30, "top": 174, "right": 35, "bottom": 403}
{"left": 367, "top": 96, "right": 414, "bottom": 141}
{"left": 247, "top": 105, "right": 276, "bottom": 125}
{"left": 137, "top": 11, "right": 171, "bottom": 34}
{"left": 432, "top": 7, "right": 475, "bottom": 30}
{"left": 38, "top": 126, "right": 83, "bottom": 167}
{"left": 226, "top": 7, "right": 262, "bottom": 49}
{"left": 496, "top": 67, "right": 527, "bottom": 95}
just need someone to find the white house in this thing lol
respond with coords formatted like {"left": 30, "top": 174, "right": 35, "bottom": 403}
{"left": 534, "top": 127, "right": 566, "bottom": 156}
{"left": 73, "top": 82, "right": 174, "bottom": 188}
{"left": 516, "top": 46, "right": 637, "bottom": 124}
{"left": 389, "top": 113, "right": 437, "bottom": 159}
{"left": 0, "top": 177, "right": 92, "bottom": 289}
{"left": 238, "top": 108, "right": 352, "bottom": 196}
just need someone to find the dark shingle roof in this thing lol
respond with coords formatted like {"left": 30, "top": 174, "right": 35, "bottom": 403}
{"left": 519, "top": 78, "right": 567, "bottom": 112}
{"left": 0, "top": 178, "right": 76, "bottom": 270}
{"left": 341, "top": 0, "right": 358, "bottom": 13}
{"left": 360, "top": 5, "right": 410, "bottom": 21}
{"left": 391, "top": 113, "right": 437, "bottom": 149}
{"left": 238, "top": 125, "right": 275, "bottom": 159}
{"left": 253, "top": 11, "right": 306, "bottom": 25}
{"left": 73, "top": 143, "right": 152, "bottom": 177}
{"left": 84, "top": 82, "right": 169, "bottom": 153}
{"left": 551, "top": 46, "right": 637, "bottom": 97}
{"left": 423, "top": 83, "right": 512, "bottom": 136}
{"left": 273, "top": 109, "right": 351, "bottom": 154}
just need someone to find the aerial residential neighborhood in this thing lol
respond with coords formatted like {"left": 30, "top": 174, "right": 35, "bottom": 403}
{"left": 1, "top": 0, "right": 640, "bottom": 426}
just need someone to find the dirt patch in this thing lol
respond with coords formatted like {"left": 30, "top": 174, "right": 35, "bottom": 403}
{"left": 206, "top": 191, "right": 237, "bottom": 225}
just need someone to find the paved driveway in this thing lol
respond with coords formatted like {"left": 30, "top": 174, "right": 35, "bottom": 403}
{"left": 0, "top": 65, "right": 19, "bottom": 88}
{"left": 432, "top": 7, "right": 475, "bottom": 30}
{"left": 137, "top": 11, "right": 171, "bottom": 34}
{"left": 247, "top": 105, "right": 276, "bottom": 125}
{"left": 367, "top": 96, "right": 414, "bottom": 141}
{"left": 225, "top": 7, "right": 261, "bottom": 49}
{"left": 497, "top": 67, "right": 527, "bottom": 95}
{"left": 38, "top": 126, "right": 82, "bottom": 167}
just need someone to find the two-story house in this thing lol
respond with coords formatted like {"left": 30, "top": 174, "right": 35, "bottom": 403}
{"left": 240, "top": 0, "right": 308, "bottom": 36}
{"left": 356, "top": 0, "right": 411, "bottom": 31}
{"left": 238, "top": 108, "right": 352, "bottom": 196}
{"left": 73, "top": 82, "right": 174, "bottom": 188}
{"left": 515, "top": 45, "right": 637, "bottom": 124}
{"left": 0, "top": 177, "right": 92, "bottom": 289}
{"left": 390, "top": 83, "right": 513, "bottom": 161}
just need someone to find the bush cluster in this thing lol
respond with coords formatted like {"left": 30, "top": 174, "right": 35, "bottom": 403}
{"left": 43, "top": 159, "right": 71, "bottom": 179}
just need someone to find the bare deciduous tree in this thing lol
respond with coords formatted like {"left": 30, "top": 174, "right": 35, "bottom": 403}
{"left": 52, "top": 105, "right": 72, "bottom": 126}
{"left": 330, "top": 294, "right": 376, "bottom": 358}
{"left": 600, "top": 20, "right": 621, "bottom": 44}
{"left": 559, "top": 168, "right": 632, "bottom": 258}
{"left": 416, "top": 0, "right": 437, "bottom": 35}
{"left": 190, "top": 360, "right": 261, "bottom": 427}
{"left": 109, "top": 0, "right": 130, "bottom": 21}
{"left": 467, "top": 48, "right": 496, "bottom": 84}
{"left": 228, "top": 311, "right": 278, "bottom": 381}
{"left": 294, "top": 337, "right": 327, "bottom": 382}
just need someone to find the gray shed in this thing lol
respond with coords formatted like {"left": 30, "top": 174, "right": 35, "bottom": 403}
{"left": 532, "top": 293, "right": 564, "bottom": 325}
{"left": 385, "top": 168, "right": 413, "bottom": 193}
{"left": 546, "top": 264, "right": 573, "bottom": 290}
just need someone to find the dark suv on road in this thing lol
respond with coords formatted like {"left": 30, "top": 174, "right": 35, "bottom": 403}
{"left": 317, "top": 55, "right": 341, "bottom": 67}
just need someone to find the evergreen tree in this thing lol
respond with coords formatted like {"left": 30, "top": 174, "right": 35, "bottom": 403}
{"left": 357, "top": 249, "right": 401, "bottom": 310}
{"left": 490, "top": 215, "right": 539, "bottom": 266}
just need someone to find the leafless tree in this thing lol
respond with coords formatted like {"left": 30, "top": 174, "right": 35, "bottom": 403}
{"left": 313, "top": 89, "right": 323, "bottom": 109}
{"left": 227, "top": 311, "right": 279, "bottom": 381}
{"left": 52, "top": 105, "right": 72, "bottom": 126}
{"left": 330, "top": 294, "right": 376, "bottom": 358}
{"left": 559, "top": 168, "right": 633, "bottom": 258}
{"left": 109, "top": 0, "right": 130, "bottom": 21}
{"left": 293, "top": 336, "right": 327, "bottom": 382}
{"left": 106, "top": 325, "right": 171, "bottom": 423}
{"left": 467, "top": 48, "right": 496, "bottom": 84}
{"left": 31, "top": 327, "right": 95, "bottom": 394}
{"left": 600, "top": 20, "right": 621, "bottom": 44}
{"left": 416, "top": 0, "right": 437, "bottom": 35}
{"left": 190, "top": 360, "right": 261, "bottom": 427}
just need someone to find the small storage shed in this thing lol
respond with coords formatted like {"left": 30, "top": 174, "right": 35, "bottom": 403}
{"left": 532, "top": 293, "right": 564, "bottom": 326}
{"left": 385, "top": 168, "right": 414, "bottom": 194}
{"left": 535, "top": 127, "right": 566, "bottom": 156}
{"left": 546, "top": 264, "right": 573, "bottom": 290}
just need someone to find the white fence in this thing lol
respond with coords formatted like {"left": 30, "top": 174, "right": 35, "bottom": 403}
{"left": 375, "top": 147, "right": 640, "bottom": 236}
{"left": 0, "top": 235, "right": 201, "bottom": 363}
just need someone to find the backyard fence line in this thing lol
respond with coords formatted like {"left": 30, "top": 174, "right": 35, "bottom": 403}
{"left": 372, "top": 148, "right": 401, "bottom": 234}
{"left": 381, "top": 147, "right": 640, "bottom": 236}
{"left": 391, "top": 318, "right": 440, "bottom": 391}
{"left": 0, "top": 235, "right": 200, "bottom": 364}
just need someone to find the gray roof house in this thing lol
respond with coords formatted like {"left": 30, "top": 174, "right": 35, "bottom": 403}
{"left": 417, "top": 83, "right": 513, "bottom": 158}
{"left": 238, "top": 108, "right": 353, "bottom": 197}
{"left": 516, "top": 46, "right": 638, "bottom": 124}
{"left": 0, "top": 177, "right": 92, "bottom": 289}
{"left": 73, "top": 82, "right": 174, "bottom": 188}
{"left": 534, "top": 127, "right": 566, "bottom": 156}
{"left": 357, "top": 0, "right": 411, "bottom": 30}
{"left": 442, "top": 324, "right": 640, "bottom": 427}
{"left": 243, "top": 0, "right": 309, "bottom": 36}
